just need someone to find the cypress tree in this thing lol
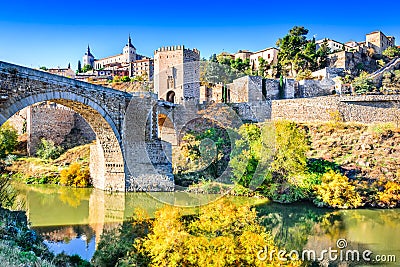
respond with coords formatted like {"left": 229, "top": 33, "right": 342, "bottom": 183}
{"left": 77, "top": 60, "right": 82, "bottom": 73}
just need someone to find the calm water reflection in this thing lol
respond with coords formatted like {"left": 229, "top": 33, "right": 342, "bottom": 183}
{"left": 15, "top": 184, "right": 400, "bottom": 265}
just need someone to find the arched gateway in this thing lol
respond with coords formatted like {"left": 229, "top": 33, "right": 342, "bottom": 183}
{"left": 0, "top": 61, "right": 173, "bottom": 191}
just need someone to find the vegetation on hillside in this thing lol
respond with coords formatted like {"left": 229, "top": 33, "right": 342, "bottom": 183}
{"left": 176, "top": 120, "right": 400, "bottom": 209}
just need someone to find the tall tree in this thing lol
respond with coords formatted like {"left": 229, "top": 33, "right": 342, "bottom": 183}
{"left": 276, "top": 26, "right": 310, "bottom": 77}
{"left": 77, "top": 60, "right": 82, "bottom": 73}
{"left": 316, "top": 40, "right": 331, "bottom": 69}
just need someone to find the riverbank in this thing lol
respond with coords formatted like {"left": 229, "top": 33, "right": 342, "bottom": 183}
{"left": 175, "top": 121, "right": 400, "bottom": 209}
{"left": 4, "top": 120, "right": 400, "bottom": 209}
{"left": 5, "top": 144, "right": 90, "bottom": 186}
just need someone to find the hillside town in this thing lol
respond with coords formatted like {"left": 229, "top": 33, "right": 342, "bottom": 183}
{"left": 42, "top": 29, "right": 400, "bottom": 107}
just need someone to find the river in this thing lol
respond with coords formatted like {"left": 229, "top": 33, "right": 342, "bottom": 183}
{"left": 14, "top": 184, "right": 400, "bottom": 265}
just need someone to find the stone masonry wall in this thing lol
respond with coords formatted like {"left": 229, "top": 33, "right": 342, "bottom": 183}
{"left": 298, "top": 79, "right": 336, "bottom": 98}
{"left": 230, "top": 101, "right": 272, "bottom": 122}
{"left": 25, "top": 103, "right": 95, "bottom": 155}
{"left": 7, "top": 108, "right": 27, "bottom": 134}
{"left": 272, "top": 95, "right": 400, "bottom": 123}
{"left": 27, "top": 104, "right": 75, "bottom": 155}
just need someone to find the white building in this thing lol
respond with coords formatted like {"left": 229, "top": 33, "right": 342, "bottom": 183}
{"left": 316, "top": 39, "right": 345, "bottom": 53}
{"left": 249, "top": 47, "right": 279, "bottom": 70}
{"left": 92, "top": 35, "right": 136, "bottom": 69}
{"left": 81, "top": 35, "right": 154, "bottom": 80}
{"left": 82, "top": 45, "right": 95, "bottom": 67}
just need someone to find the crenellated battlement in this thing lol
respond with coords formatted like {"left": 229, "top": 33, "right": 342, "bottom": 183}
{"left": 154, "top": 45, "right": 200, "bottom": 55}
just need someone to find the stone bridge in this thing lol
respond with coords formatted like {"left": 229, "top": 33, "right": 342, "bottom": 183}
{"left": 0, "top": 61, "right": 173, "bottom": 192}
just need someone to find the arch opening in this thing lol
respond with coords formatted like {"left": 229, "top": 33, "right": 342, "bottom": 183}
{"left": 166, "top": 91, "right": 175, "bottom": 103}
{"left": 0, "top": 93, "right": 126, "bottom": 191}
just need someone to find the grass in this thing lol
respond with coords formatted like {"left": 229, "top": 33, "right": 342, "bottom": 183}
{"left": 0, "top": 240, "right": 56, "bottom": 267}
{"left": 367, "top": 122, "right": 396, "bottom": 135}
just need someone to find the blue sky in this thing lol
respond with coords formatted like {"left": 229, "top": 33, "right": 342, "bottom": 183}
{"left": 1, "top": 0, "right": 399, "bottom": 70}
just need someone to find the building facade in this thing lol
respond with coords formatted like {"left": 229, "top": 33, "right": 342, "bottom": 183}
{"left": 316, "top": 39, "right": 345, "bottom": 53}
{"left": 317, "top": 31, "right": 396, "bottom": 56}
{"left": 47, "top": 67, "right": 75, "bottom": 78}
{"left": 234, "top": 50, "right": 252, "bottom": 61}
{"left": 154, "top": 45, "right": 200, "bottom": 104}
{"left": 249, "top": 47, "right": 279, "bottom": 70}
{"left": 130, "top": 58, "right": 154, "bottom": 80}
{"left": 366, "top": 31, "right": 396, "bottom": 54}
{"left": 81, "top": 35, "right": 153, "bottom": 80}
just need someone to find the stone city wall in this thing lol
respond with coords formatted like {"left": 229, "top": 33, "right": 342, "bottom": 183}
{"left": 230, "top": 101, "right": 272, "bottom": 122}
{"left": 297, "top": 79, "right": 336, "bottom": 98}
{"left": 271, "top": 95, "right": 400, "bottom": 123}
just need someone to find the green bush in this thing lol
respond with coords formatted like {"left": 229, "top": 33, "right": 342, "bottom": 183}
{"left": 121, "top": 76, "right": 131, "bottom": 82}
{"left": 307, "top": 158, "right": 339, "bottom": 175}
{"left": 382, "top": 46, "right": 400, "bottom": 58}
{"left": 351, "top": 71, "right": 376, "bottom": 94}
{"left": 230, "top": 121, "right": 310, "bottom": 198}
{"left": 271, "top": 120, "right": 310, "bottom": 177}
{"left": 230, "top": 124, "right": 262, "bottom": 188}
{"left": 36, "top": 139, "right": 64, "bottom": 160}
{"left": 0, "top": 123, "right": 18, "bottom": 159}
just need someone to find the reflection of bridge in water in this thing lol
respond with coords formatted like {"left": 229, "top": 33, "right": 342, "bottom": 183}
{"left": 16, "top": 185, "right": 225, "bottom": 250}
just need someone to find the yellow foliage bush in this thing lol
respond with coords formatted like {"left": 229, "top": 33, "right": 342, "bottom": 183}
{"left": 314, "top": 170, "right": 363, "bottom": 209}
{"left": 59, "top": 162, "right": 91, "bottom": 187}
{"left": 376, "top": 181, "right": 400, "bottom": 208}
{"left": 137, "top": 200, "right": 302, "bottom": 266}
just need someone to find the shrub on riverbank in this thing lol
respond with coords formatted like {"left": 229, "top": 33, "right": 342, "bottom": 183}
{"left": 314, "top": 170, "right": 363, "bottom": 209}
{"left": 60, "top": 162, "right": 91, "bottom": 187}
{"left": 5, "top": 144, "right": 91, "bottom": 186}
{"left": 0, "top": 123, "right": 18, "bottom": 159}
{"left": 36, "top": 139, "right": 64, "bottom": 160}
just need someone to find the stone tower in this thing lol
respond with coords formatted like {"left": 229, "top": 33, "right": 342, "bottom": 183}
{"left": 154, "top": 45, "right": 200, "bottom": 104}
{"left": 123, "top": 34, "right": 136, "bottom": 63}
{"left": 82, "top": 45, "right": 95, "bottom": 68}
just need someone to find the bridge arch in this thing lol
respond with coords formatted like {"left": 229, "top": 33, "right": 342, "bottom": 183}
{"left": 0, "top": 61, "right": 175, "bottom": 192}
{"left": 0, "top": 91, "right": 126, "bottom": 191}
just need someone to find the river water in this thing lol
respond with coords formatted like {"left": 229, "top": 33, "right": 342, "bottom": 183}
{"left": 14, "top": 184, "right": 400, "bottom": 265}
